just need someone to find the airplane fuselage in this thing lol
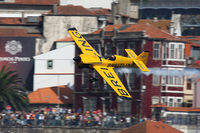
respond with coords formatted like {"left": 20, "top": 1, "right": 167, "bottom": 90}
{"left": 75, "top": 54, "right": 136, "bottom": 68}
{"left": 100, "top": 55, "right": 136, "bottom": 68}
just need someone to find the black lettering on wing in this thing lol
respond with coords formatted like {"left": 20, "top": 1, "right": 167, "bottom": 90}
{"left": 72, "top": 31, "right": 82, "bottom": 38}
{"left": 118, "top": 89, "right": 129, "bottom": 96}
{"left": 78, "top": 40, "right": 90, "bottom": 47}
{"left": 100, "top": 67, "right": 108, "bottom": 70}
{"left": 111, "top": 80, "right": 121, "bottom": 87}
{"left": 85, "top": 49, "right": 93, "bottom": 51}
{"left": 103, "top": 71, "right": 114, "bottom": 78}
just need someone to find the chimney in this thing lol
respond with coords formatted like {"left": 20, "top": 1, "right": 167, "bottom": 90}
{"left": 153, "top": 17, "right": 158, "bottom": 22}
{"left": 21, "top": 11, "right": 25, "bottom": 24}
{"left": 111, "top": 0, "right": 120, "bottom": 24}
{"left": 53, "top": 4, "right": 57, "bottom": 15}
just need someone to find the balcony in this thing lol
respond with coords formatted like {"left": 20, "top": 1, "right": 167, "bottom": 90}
{"left": 162, "top": 58, "right": 186, "bottom": 68}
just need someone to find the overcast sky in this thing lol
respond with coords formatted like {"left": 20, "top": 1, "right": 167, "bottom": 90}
{"left": 60, "top": 0, "right": 113, "bottom": 9}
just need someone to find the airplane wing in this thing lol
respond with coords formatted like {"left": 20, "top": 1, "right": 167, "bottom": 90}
{"left": 68, "top": 28, "right": 100, "bottom": 57}
{"left": 132, "top": 60, "right": 149, "bottom": 72}
{"left": 93, "top": 65, "right": 132, "bottom": 99}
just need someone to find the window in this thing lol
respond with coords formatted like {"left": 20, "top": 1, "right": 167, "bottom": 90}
{"left": 168, "top": 98, "right": 174, "bottom": 107}
{"left": 128, "top": 72, "right": 135, "bottom": 88}
{"left": 187, "top": 79, "right": 192, "bottom": 90}
{"left": 105, "top": 42, "right": 112, "bottom": 56}
{"left": 117, "top": 98, "right": 132, "bottom": 115}
{"left": 92, "top": 71, "right": 99, "bottom": 88}
{"left": 128, "top": 42, "right": 136, "bottom": 51}
{"left": 161, "top": 76, "right": 166, "bottom": 85}
{"left": 117, "top": 43, "right": 124, "bottom": 56}
{"left": 176, "top": 99, "right": 182, "bottom": 107}
{"left": 125, "top": 72, "right": 135, "bottom": 89}
{"left": 82, "top": 69, "right": 89, "bottom": 88}
{"left": 152, "top": 96, "right": 159, "bottom": 105}
{"left": 103, "top": 79, "right": 112, "bottom": 90}
{"left": 153, "top": 44, "right": 160, "bottom": 59}
{"left": 168, "top": 76, "right": 174, "bottom": 84}
{"left": 47, "top": 60, "right": 53, "bottom": 69}
{"left": 161, "top": 97, "right": 167, "bottom": 105}
{"left": 153, "top": 75, "right": 160, "bottom": 85}
{"left": 162, "top": 43, "right": 167, "bottom": 59}
{"left": 83, "top": 97, "right": 97, "bottom": 112}
{"left": 178, "top": 45, "right": 183, "bottom": 59}
{"left": 175, "top": 76, "right": 183, "bottom": 85}
{"left": 93, "top": 43, "right": 101, "bottom": 55}
{"left": 170, "top": 44, "right": 175, "bottom": 59}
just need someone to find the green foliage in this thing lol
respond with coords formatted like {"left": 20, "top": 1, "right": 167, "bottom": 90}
{"left": 0, "top": 65, "right": 28, "bottom": 111}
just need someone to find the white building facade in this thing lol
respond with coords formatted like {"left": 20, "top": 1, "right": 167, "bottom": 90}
{"left": 33, "top": 43, "right": 75, "bottom": 91}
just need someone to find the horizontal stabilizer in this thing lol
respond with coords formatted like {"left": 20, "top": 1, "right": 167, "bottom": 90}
{"left": 132, "top": 59, "right": 149, "bottom": 72}
{"left": 125, "top": 49, "right": 149, "bottom": 72}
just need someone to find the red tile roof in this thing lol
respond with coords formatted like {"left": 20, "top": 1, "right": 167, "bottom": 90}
{"left": 91, "top": 8, "right": 111, "bottom": 15}
{"left": 166, "top": 107, "right": 200, "bottom": 112}
{"left": 0, "top": 18, "right": 22, "bottom": 24}
{"left": 119, "top": 120, "right": 183, "bottom": 133}
{"left": 49, "top": 5, "right": 95, "bottom": 15}
{"left": 0, "top": 17, "right": 41, "bottom": 25}
{"left": 0, "top": 28, "right": 41, "bottom": 37}
{"left": 152, "top": 104, "right": 200, "bottom": 112}
{"left": 56, "top": 37, "right": 73, "bottom": 42}
{"left": 0, "top": 0, "right": 59, "bottom": 5}
{"left": 151, "top": 103, "right": 167, "bottom": 108}
{"left": 138, "top": 19, "right": 170, "bottom": 33}
{"left": 179, "top": 36, "right": 200, "bottom": 47}
{"left": 28, "top": 85, "right": 72, "bottom": 104}
{"left": 92, "top": 24, "right": 180, "bottom": 41}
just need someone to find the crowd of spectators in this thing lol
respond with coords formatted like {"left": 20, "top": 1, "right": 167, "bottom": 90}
{"left": 0, "top": 108, "right": 138, "bottom": 128}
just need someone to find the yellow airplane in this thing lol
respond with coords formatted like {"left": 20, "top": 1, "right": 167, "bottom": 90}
{"left": 68, "top": 28, "right": 149, "bottom": 99}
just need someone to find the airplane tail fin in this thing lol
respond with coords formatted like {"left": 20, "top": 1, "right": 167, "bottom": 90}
{"left": 137, "top": 51, "right": 149, "bottom": 65}
{"left": 125, "top": 49, "right": 149, "bottom": 72}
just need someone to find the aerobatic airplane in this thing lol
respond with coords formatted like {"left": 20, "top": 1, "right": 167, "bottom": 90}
{"left": 68, "top": 28, "right": 149, "bottom": 99}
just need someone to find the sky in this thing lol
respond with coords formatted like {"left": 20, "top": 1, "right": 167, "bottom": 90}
{"left": 60, "top": 0, "right": 113, "bottom": 9}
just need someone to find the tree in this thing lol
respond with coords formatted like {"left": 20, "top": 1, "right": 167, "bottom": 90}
{"left": 0, "top": 65, "right": 28, "bottom": 111}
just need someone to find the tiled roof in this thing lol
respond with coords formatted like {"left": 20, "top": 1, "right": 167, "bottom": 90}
{"left": 56, "top": 37, "right": 73, "bottom": 42}
{"left": 138, "top": 19, "right": 170, "bottom": 33}
{"left": 92, "top": 24, "right": 180, "bottom": 41}
{"left": 166, "top": 107, "right": 200, "bottom": 112}
{"left": 152, "top": 104, "right": 200, "bottom": 112}
{"left": 49, "top": 5, "right": 95, "bottom": 15}
{"left": 90, "top": 8, "right": 111, "bottom": 15}
{"left": 28, "top": 85, "right": 73, "bottom": 104}
{"left": 0, "top": 0, "right": 59, "bottom": 5}
{"left": 0, "top": 18, "right": 22, "bottom": 24}
{"left": 119, "top": 120, "right": 183, "bottom": 133}
{"left": 151, "top": 103, "right": 167, "bottom": 108}
{"left": 0, "top": 17, "right": 41, "bottom": 25}
{"left": 0, "top": 28, "right": 41, "bottom": 37}
{"left": 179, "top": 36, "right": 200, "bottom": 46}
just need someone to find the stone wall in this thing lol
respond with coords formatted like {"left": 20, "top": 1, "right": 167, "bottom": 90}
{"left": 36, "top": 15, "right": 98, "bottom": 55}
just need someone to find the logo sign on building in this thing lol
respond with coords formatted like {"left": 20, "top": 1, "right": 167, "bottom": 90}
{"left": 5, "top": 40, "right": 22, "bottom": 55}
{"left": 0, "top": 37, "right": 36, "bottom": 91}
{"left": 0, "top": 40, "right": 31, "bottom": 63}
